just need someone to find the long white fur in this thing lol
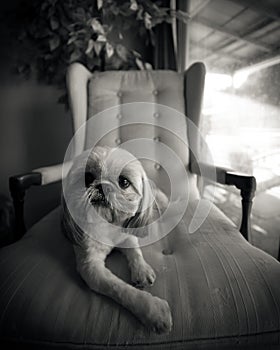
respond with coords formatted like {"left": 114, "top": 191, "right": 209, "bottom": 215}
{"left": 62, "top": 146, "right": 173, "bottom": 334}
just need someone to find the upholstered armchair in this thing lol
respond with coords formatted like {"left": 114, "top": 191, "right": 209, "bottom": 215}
{"left": 1, "top": 63, "right": 280, "bottom": 349}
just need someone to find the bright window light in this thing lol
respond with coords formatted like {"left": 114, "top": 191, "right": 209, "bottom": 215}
{"left": 205, "top": 72, "right": 250, "bottom": 91}
{"left": 205, "top": 73, "right": 232, "bottom": 91}
{"left": 232, "top": 71, "right": 249, "bottom": 89}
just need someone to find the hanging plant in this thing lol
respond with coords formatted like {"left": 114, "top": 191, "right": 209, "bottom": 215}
{"left": 15, "top": 0, "right": 189, "bottom": 88}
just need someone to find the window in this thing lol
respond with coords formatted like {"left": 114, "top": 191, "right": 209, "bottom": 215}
{"left": 189, "top": 0, "right": 280, "bottom": 258}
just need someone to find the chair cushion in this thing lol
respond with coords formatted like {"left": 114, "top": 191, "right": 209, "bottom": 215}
{"left": 1, "top": 203, "right": 280, "bottom": 349}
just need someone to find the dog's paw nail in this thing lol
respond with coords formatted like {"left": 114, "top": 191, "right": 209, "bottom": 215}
{"left": 132, "top": 281, "right": 144, "bottom": 289}
{"left": 131, "top": 262, "right": 156, "bottom": 288}
{"left": 138, "top": 296, "right": 172, "bottom": 334}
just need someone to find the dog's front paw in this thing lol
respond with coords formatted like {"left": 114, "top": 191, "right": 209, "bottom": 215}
{"left": 130, "top": 260, "right": 156, "bottom": 288}
{"left": 138, "top": 294, "right": 173, "bottom": 334}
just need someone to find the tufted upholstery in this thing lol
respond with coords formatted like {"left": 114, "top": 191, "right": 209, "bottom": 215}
{"left": 1, "top": 65, "right": 280, "bottom": 349}
{"left": 87, "top": 70, "right": 186, "bottom": 119}
{"left": 85, "top": 70, "right": 199, "bottom": 200}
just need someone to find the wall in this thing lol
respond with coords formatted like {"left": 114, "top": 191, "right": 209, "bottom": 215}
{"left": 0, "top": 80, "right": 72, "bottom": 228}
{"left": 0, "top": 1, "right": 73, "bottom": 228}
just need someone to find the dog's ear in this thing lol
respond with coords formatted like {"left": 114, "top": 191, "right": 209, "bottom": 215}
{"left": 125, "top": 176, "right": 158, "bottom": 237}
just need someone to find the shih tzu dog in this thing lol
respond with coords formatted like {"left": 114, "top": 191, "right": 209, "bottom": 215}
{"left": 62, "top": 146, "right": 172, "bottom": 334}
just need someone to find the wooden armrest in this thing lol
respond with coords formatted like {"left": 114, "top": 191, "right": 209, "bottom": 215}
{"left": 9, "top": 161, "right": 72, "bottom": 240}
{"left": 191, "top": 161, "right": 256, "bottom": 191}
{"left": 190, "top": 161, "right": 257, "bottom": 240}
{"left": 9, "top": 162, "right": 72, "bottom": 240}
{"left": 9, "top": 172, "right": 42, "bottom": 194}
{"left": 9, "top": 172, "right": 42, "bottom": 240}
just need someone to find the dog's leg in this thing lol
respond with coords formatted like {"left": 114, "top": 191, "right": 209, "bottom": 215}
{"left": 118, "top": 236, "right": 156, "bottom": 288}
{"left": 74, "top": 245, "right": 172, "bottom": 334}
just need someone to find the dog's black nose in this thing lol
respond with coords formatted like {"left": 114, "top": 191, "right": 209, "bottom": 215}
{"left": 95, "top": 184, "right": 104, "bottom": 196}
{"left": 96, "top": 183, "right": 112, "bottom": 196}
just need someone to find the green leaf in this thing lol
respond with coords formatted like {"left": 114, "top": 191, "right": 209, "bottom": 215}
{"left": 97, "top": 34, "right": 107, "bottom": 42}
{"left": 74, "top": 7, "right": 86, "bottom": 21}
{"left": 50, "top": 17, "right": 59, "bottom": 30}
{"left": 130, "top": 0, "right": 138, "bottom": 12}
{"left": 73, "top": 39, "right": 85, "bottom": 49}
{"left": 90, "top": 18, "right": 105, "bottom": 34}
{"left": 137, "top": 7, "right": 144, "bottom": 20}
{"left": 145, "top": 62, "right": 153, "bottom": 70}
{"left": 135, "top": 57, "right": 144, "bottom": 70}
{"left": 85, "top": 39, "right": 94, "bottom": 54}
{"left": 105, "top": 42, "right": 114, "bottom": 58}
{"left": 49, "top": 36, "right": 60, "bottom": 51}
{"left": 70, "top": 48, "right": 82, "bottom": 62}
{"left": 93, "top": 41, "right": 103, "bottom": 55}
{"left": 116, "top": 44, "right": 128, "bottom": 62}
{"left": 67, "top": 35, "right": 77, "bottom": 45}
{"left": 144, "top": 12, "right": 152, "bottom": 29}
{"left": 132, "top": 50, "right": 141, "bottom": 58}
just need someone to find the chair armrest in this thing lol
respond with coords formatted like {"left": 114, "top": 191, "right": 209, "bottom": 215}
{"left": 190, "top": 161, "right": 257, "bottom": 240}
{"left": 9, "top": 172, "right": 42, "bottom": 193}
{"left": 9, "top": 172, "right": 42, "bottom": 240}
{"left": 9, "top": 162, "right": 72, "bottom": 240}
{"left": 34, "top": 161, "right": 72, "bottom": 185}
{"left": 190, "top": 161, "right": 256, "bottom": 191}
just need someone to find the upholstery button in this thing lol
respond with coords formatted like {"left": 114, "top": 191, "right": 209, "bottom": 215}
{"left": 153, "top": 136, "right": 160, "bottom": 143}
{"left": 115, "top": 138, "right": 122, "bottom": 145}
{"left": 154, "top": 163, "right": 161, "bottom": 170}
{"left": 153, "top": 89, "right": 159, "bottom": 96}
{"left": 162, "top": 249, "right": 173, "bottom": 255}
{"left": 153, "top": 112, "right": 160, "bottom": 118}
{"left": 117, "top": 91, "right": 122, "bottom": 97}
{"left": 116, "top": 113, "right": 122, "bottom": 120}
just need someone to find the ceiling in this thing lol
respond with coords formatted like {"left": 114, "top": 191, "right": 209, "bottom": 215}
{"left": 188, "top": 0, "right": 280, "bottom": 74}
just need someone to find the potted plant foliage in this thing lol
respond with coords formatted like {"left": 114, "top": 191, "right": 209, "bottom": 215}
{"left": 16, "top": 0, "right": 188, "bottom": 85}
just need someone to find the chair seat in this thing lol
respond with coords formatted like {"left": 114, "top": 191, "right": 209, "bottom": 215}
{"left": 1, "top": 202, "right": 280, "bottom": 349}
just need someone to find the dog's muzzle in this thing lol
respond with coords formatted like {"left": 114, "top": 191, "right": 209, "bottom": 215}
{"left": 91, "top": 183, "right": 112, "bottom": 206}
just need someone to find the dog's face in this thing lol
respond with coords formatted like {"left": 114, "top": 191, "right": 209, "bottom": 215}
{"left": 65, "top": 146, "right": 156, "bottom": 236}
{"left": 85, "top": 146, "right": 147, "bottom": 225}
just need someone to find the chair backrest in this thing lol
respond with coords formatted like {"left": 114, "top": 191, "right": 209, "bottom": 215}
{"left": 69, "top": 63, "right": 205, "bottom": 200}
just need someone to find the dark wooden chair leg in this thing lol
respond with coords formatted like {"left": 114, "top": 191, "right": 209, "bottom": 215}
{"left": 9, "top": 173, "right": 42, "bottom": 240}
{"left": 10, "top": 188, "right": 26, "bottom": 240}
{"left": 240, "top": 189, "right": 255, "bottom": 241}
{"left": 190, "top": 161, "right": 257, "bottom": 241}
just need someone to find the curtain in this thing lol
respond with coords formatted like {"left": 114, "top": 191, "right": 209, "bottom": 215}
{"left": 153, "top": 0, "right": 191, "bottom": 72}
{"left": 153, "top": 0, "right": 177, "bottom": 70}
{"left": 175, "top": 0, "right": 191, "bottom": 72}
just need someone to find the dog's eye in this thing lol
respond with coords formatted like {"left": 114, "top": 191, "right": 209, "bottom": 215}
{"left": 118, "top": 175, "right": 130, "bottom": 189}
{"left": 85, "top": 172, "right": 95, "bottom": 187}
